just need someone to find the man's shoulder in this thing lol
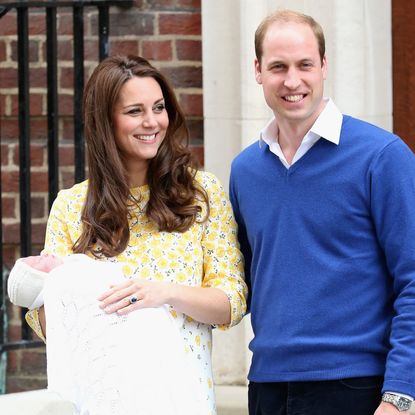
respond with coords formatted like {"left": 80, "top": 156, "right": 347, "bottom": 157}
{"left": 341, "top": 116, "right": 415, "bottom": 168}
{"left": 342, "top": 115, "right": 397, "bottom": 144}
{"left": 232, "top": 140, "right": 262, "bottom": 169}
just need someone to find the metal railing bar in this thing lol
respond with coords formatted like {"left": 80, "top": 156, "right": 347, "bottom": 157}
{"left": 46, "top": 5, "right": 59, "bottom": 209}
{"left": 17, "top": 6, "right": 32, "bottom": 339}
{"left": 17, "top": 9, "right": 31, "bottom": 259}
{"left": 1, "top": 0, "right": 135, "bottom": 361}
{"left": 0, "top": 269, "right": 4, "bottom": 351}
{"left": 0, "top": 137, "right": 4, "bottom": 349}
{"left": 0, "top": 340, "right": 44, "bottom": 354}
{"left": 0, "top": 1, "right": 133, "bottom": 10}
{"left": 98, "top": 3, "right": 109, "bottom": 61}
{"left": 73, "top": 4, "right": 85, "bottom": 183}
{"left": 0, "top": 6, "right": 10, "bottom": 19}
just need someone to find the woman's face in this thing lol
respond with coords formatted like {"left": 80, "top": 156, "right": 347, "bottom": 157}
{"left": 112, "top": 76, "right": 169, "bottom": 180}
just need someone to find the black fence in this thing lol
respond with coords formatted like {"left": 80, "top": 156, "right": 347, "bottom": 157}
{"left": 0, "top": 0, "right": 133, "bottom": 374}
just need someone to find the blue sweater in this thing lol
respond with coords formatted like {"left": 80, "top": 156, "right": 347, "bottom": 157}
{"left": 229, "top": 115, "right": 415, "bottom": 396}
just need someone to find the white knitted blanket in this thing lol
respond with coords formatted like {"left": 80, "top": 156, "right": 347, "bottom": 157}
{"left": 43, "top": 254, "right": 207, "bottom": 415}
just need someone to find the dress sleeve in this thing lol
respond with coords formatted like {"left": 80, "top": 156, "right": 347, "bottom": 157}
{"left": 42, "top": 189, "right": 76, "bottom": 256}
{"left": 229, "top": 164, "right": 252, "bottom": 311}
{"left": 25, "top": 308, "right": 46, "bottom": 342}
{"left": 200, "top": 173, "right": 248, "bottom": 329}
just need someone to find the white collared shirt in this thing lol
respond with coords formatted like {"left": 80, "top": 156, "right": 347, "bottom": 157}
{"left": 260, "top": 98, "right": 343, "bottom": 168}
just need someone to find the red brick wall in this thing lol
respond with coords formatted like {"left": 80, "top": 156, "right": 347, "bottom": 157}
{"left": 0, "top": 0, "right": 203, "bottom": 392}
{"left": 392, "top": 0, "right": 415, "bottom": 152}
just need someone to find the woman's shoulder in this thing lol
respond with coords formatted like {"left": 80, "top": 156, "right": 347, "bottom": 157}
{"left": 56, "top": 180, "right": 88, "bottom": 199}
{"left": 194, "top": 170, "right": 224, "bottom": 193}
{"left": 51, "top": 180, "right": 88, "bottom": 212}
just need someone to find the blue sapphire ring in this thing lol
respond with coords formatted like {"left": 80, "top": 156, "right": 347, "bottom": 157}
{"left": 129, "top": 295, "right": 139, "bottom": 304}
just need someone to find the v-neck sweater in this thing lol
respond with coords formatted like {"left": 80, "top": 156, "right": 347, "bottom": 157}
{"left": 230, "top": 115, "right": 415, "bottom": 396}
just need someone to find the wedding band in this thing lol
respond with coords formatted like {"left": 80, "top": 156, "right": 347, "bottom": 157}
{"left": 129, "top": 295, "right": 139, "bottom": 304}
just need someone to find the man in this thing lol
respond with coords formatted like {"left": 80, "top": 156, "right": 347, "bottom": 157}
{"left": 229, "top": 9, "right": 415, "bottom": 415}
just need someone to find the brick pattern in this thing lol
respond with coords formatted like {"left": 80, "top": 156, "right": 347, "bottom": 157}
{"left": 0, "top": 0, "right": 203, "bottom": 393}
{"left": 392, "top": 0, "right": 415, "bottom": 152}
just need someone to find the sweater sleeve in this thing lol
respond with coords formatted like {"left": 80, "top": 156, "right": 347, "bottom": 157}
{"left": 370, "top": 138, "right": 415, "bottom": 396}
{"left": 199, "top": 172, "right": 248, "bottom": 329}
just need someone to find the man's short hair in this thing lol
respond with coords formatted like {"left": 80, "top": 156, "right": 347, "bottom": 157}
{"left": 255, "top": 9, "right": 326, "bottom": 65}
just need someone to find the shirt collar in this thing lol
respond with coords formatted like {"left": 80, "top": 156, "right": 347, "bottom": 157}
{"left": 259, "top": 98, "right": 343, "bottom": 147}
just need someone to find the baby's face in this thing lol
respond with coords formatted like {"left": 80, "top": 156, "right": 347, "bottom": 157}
{"left": 23, "top": 254, "right": 63, "bottom": 272}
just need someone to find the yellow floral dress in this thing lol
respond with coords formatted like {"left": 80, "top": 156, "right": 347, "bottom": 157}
{"left": 27, "top": 170, "right": 247, "bottom": 415}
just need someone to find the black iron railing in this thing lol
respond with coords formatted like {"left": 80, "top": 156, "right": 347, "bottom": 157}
{"left": 0, "top": 0, "right": 133, "bottom": 368}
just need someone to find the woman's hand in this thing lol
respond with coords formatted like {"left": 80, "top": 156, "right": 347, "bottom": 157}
{"left": 97, "top": 277, "right": 231, "bottom": 325}
{"left": 98, "top": 278, "right": 173, "bottom": 315}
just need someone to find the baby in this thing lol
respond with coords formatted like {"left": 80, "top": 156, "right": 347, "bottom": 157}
{"left": 8, "top": 253, "right": 64, "bottom": 310}
{"left": 8, "top": 254, "right": 207, "bottom": 415}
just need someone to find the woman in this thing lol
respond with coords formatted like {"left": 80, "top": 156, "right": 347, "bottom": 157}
{"left": 24, "top": 55, "right": 247, "bottom": 414}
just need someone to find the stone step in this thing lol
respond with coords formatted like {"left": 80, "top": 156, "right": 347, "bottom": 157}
{"left": 0, "top": 389, "right": 74, "bottom": 414}
{"left": 1, "top": 386, "right": 413, "bottom": 414}
{"left": 216, "top": 385, "right": 248, "bottom": 415}
{"left": 0, "top": 386, "right": 248, "bottom": 415}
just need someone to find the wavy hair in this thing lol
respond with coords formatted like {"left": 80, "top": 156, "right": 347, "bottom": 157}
{"left": 73, "top": 55, "right": 208, "bottom": 257}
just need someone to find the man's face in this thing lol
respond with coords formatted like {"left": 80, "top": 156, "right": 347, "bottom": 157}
{"left": 255, "top": 21, "right": 327, "bottom": 129}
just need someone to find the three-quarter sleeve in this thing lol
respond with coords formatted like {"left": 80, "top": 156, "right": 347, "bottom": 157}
{"left": 42, "top": 188, "right": 78, "bottom": 256}
{"left": 25, "top": 308, "right": 46, "bottom": 342}
{"left": 200, "top": 172, "right": 248, "bottom": 329}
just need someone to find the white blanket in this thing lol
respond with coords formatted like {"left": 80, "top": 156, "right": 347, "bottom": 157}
{"left": 43, "top": 254, "right": 206, "bottom": 415}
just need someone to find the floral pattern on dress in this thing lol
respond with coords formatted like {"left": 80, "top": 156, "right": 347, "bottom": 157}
{"left": 26, "top": 171, "right": 247, "bottom": 415}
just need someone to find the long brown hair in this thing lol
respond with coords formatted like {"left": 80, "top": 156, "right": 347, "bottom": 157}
{"left": 73, "top": 55, "right": 208, "bottom": 257}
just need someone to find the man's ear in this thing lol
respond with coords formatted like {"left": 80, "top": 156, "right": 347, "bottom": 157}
{"left": 322, "top": 55, "right": 328, "bottom": 80}
{"left": 254, "top": 58, "right": 262, "bottom": 84}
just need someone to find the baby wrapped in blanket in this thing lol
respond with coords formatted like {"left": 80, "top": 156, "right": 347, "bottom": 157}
{"left": 8, "top": 254, "right": 206, "bottom": 415}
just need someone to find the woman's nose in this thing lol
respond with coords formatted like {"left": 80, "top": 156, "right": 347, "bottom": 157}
{"left": 142, "top": 112, "right": 157, "bottom": 128}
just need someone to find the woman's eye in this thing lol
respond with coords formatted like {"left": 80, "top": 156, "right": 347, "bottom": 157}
{"left": 154, "top": 103, "right": 166, "bottom": 113}
{"left": 127, "top": 108, "right": 141, "bottom": 115}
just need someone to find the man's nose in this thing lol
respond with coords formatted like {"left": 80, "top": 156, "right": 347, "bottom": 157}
{"left": 283, "top": 68, "right": 301, "bottom": 89}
